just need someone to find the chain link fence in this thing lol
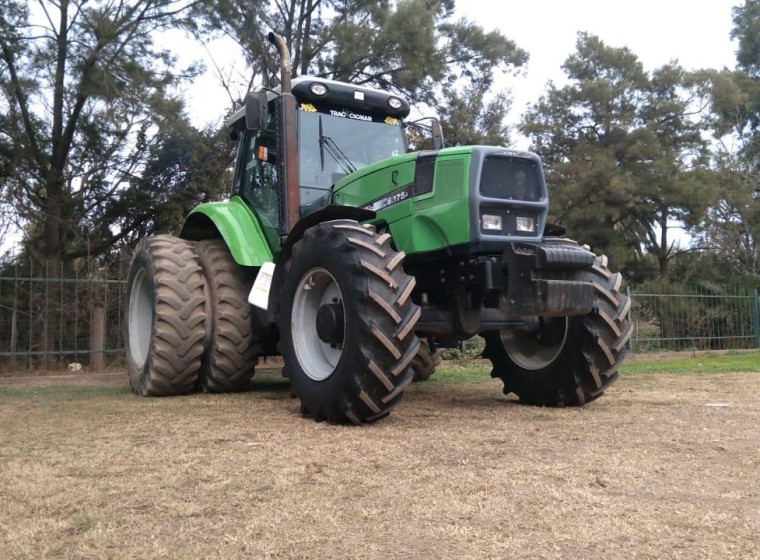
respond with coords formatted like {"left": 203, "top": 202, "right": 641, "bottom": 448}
{"left": 1, "top": 259, "right": 759, "bottom": 372}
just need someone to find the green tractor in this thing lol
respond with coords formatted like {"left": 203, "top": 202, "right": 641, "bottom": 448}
{"left": 125, "top": 33, "right": 631, "bottom": 424}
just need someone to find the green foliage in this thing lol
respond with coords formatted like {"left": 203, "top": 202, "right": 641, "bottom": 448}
{"left": 438, "top": 84, "right": 512, "bottom": 147}
{"left": 696, "top": 155, "right": 760, "bottom": 279}
{"left": 732, "top": 0, "right": 760, "bottom": 78}
{"left": 440, "top": 336, "right": 484, "bottom": 360}
{"left": 194, "top": 0, "right": 527, "bottom": 141}
{"left": 0, "top": 0, "right": 209, "bottom": 262}
{"left": 95, "top": 122, "right": 235, "bottom": 250}
{"left": 699, "top": 2, "right": 760, "bottom": 281}
{"left": 520, "top": 33, "right": 716, "bottom": 282}
{"left": 419, "top": 363, "right": 491, "bottom": 385}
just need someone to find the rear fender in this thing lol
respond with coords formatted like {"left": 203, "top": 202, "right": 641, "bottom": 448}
{"left": 180, "top": 198, "right": 274, "bottom": 266}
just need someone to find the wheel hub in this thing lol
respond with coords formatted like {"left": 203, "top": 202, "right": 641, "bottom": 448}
{"left": 291, "top": 267, "right": 345, "bottom": 381}
{"left": 128, "top": 268, "right": 152, "bottom": 369}
{"left": 500, "top": 317, "right": 569, "bottom": 371}
{"left": 316, "top": 302, "right": 345, "bottom": 345}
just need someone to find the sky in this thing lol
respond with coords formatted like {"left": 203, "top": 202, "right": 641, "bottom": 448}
{"left": 186, "top": 0, "right": 741, "bottom": 148}
{"left": 457, "top": 0, "right": 740, "bottom": 147}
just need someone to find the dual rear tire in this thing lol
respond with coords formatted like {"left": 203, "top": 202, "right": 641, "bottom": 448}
{"left": 125, "top": 223, "right": 422, "bottom": 425}
{"left": 125, "top": 236, "right": 258, "bottom": 396}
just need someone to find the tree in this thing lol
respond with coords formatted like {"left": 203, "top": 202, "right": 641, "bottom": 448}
{"left": 696, "top": 1, "right": 760, "bottom": 280}
{"left": 699, "top": 162, "right": 760, "bottom": 279}
{"left": 194, "top": 0, "right": 527, "bottom": 133}
{"left": 437, "top": 81, "right": 513, "bottom": 147}
{"left": 0, "top": 0, "right": 206, "bottom": 264}
{"left": 733, "top": 0, "right": 760, "bottom": 78}
{"left": 85, "top": 121, "right": 236, "bottom": 253}
{"left": 520, "top": 33, "right": 715, "bottom": 282}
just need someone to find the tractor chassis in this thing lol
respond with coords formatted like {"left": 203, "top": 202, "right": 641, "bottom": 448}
{"left": 410, "top": 240, "right": 598, "bottom": 342}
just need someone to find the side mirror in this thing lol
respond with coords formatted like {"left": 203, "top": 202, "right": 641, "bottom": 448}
{"left": 431, "top": 119, "right": 445, "bottom": 150}
{"left": 245, "top": 90, "right": 269, "bottom": 130}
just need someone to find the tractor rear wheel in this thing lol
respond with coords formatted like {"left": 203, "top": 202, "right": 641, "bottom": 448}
{"left": 125, "top": 235, "right": 206, "bottom": 396}
{"left": 279, "top": 220, "right": 420, "bottom": 424}
{"left": 483, "top": 252, "right": 631, "bottom": 406}
{"left": 411, "top": 339, "right": 443, "bottom": 381}
{"left": 196, "top": 239, "right": 259, "bottom": 392}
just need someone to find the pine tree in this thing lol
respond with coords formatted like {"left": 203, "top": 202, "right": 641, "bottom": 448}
{"left": 521, "top": 33, "right": 715, "bottom": 282}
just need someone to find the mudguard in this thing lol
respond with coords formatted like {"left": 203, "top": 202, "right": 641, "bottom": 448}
{"left": 180, "top": 196, "right": 274, "bottom": 266}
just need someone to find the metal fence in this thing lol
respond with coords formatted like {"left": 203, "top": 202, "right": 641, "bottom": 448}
{"left": 1, "top": 261, "right": 759, "bottom": 372}
{"left": 628, "top": 286, "right": 760, "bottom": 353}
{"left": 0, "top": 260, "right": 127, "bottom": 373}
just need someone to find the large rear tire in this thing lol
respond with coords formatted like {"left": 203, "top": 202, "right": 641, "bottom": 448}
{"left": 125, "top": 235, "right": 206, "bottom": 396}
{"left": 483, "top": 252, "right": 631, "bottom": 406}
{"left": 279, "top": 220, "right": 420, "bottom": 424}
{"left": 196, "top": 239, "right": 259, "bottom": 392}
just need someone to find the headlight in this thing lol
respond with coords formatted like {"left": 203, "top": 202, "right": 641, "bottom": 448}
{"left": 482, "top": 214, "right": 503, "bottom": 231}
{"left": 309, "top": 83, "right": 328, "bottom": 96}
{"left": 516, "top": 216, "right": 536, "bottom": 232}
{"left": 388, "top": 97, "right": 403, "bottom": 109}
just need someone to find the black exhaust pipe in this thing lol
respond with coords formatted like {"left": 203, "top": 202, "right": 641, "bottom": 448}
{"left": 268, "top": 32, "right": 300, "bottom": 233}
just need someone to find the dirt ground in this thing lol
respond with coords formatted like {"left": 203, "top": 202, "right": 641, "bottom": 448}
{"left": 0, "top": 369, "right": 758, "bottom": 560}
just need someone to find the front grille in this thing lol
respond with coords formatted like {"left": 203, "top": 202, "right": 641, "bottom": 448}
{"left": 479, "top": 156, "right": 543, "bottom": 201}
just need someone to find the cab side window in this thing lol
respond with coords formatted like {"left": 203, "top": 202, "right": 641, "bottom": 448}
{"left": 241, "top": 130, "right": 280, "bottom": 231}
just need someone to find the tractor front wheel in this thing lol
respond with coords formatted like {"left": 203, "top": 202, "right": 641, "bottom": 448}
{"left": 280, "top": 220, "right": 420, "bottom": 424}
{"left": 483, "top": 253, "right": 631, "bottom": 406}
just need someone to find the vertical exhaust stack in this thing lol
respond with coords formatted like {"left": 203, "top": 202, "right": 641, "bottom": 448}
{"left": 268, "top": 32, "right": 300, "bottom": 233}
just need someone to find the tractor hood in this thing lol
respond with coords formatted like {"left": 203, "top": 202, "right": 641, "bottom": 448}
{"left": 332, "top": 146, "right": 549, "bottom": 256}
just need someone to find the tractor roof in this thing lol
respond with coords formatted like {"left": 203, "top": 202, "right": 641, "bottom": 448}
{"left": 227, "top": 76, "right": 411, "bottom": 129}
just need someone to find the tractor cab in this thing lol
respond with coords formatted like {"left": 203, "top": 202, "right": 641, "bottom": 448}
{"left": 228, "top": 77, "right": 414, "bottom": 235}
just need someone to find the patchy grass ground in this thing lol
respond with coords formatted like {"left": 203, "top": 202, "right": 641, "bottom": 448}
{"left": 0, "top": 360, "right": 758, "bottom": 559}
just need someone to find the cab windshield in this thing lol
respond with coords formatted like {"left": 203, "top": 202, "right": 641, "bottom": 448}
{"left": 298, "top": 109, "right": 407, "bottom": 207}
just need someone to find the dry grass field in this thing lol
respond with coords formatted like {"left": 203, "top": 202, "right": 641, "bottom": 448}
{"left": 0, "top": 362, "right": 758, "bottom": 559}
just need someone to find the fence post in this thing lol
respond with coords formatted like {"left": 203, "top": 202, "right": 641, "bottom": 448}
{"left": 626, "top": 286, "right": 632, "bottom": 352}
{"left": 752, "top": 289, "right": 760, "bottom": 349}
{"left": 90, "top": 305, "right": 105, "bottom": 370}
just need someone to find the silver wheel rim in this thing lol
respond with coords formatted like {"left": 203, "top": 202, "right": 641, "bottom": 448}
{"left": 500, "top": 317, "right": 569, "bottom": 371}
{"left": 292, "top": 267, "right": 344, "bottom": 381}
{"left": 128, "top": 268, "right": 152, "bottom": 369}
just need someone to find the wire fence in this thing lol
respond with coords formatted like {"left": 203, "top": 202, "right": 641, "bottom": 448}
{"left": 628, "top": 286, "right": 760, "bottom": 353}
{"left": 1, "top": 260, "right": 759, "bottom": 372}
{"left": 0, "top": 259, "right": 128, "bottom": 373}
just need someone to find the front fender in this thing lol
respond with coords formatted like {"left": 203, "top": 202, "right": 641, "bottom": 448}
{"left": 180, "top": 196, "right": 274, "bottom": 267}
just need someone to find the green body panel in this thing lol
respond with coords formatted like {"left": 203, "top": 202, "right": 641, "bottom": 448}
{"left": 333, "top": 146, "right": 474, "bottom": 255}
{"left": 182, "top": 196, "right": 275, "bottom": 266}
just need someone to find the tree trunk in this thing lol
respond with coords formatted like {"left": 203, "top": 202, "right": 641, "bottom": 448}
{"left": 658, "top": 210, "right": 669, "bottom": 282}
{"left": 43, "top": 178, "right": 64, "bottom": 262}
